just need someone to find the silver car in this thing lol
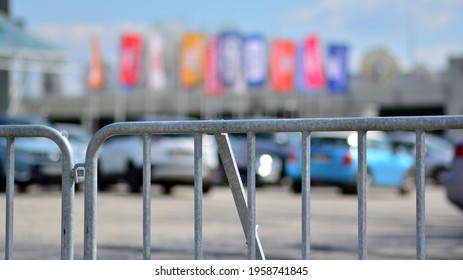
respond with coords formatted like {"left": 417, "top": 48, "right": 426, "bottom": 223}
{"left": 387, "top": 131, "right": 454, "bottom": 184}
{"left": 444, "top": 140, "right": 463, "bottom": 211}
{"left": 151, "top": 134, "right": 220, "bottom": 194}
{"left": 98, "top": 133, "right": 221, "bottom": 194}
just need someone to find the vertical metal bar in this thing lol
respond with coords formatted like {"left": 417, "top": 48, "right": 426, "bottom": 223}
{"left": 194, "top": 133, "right": 203, "bottom": 260}
{"left": 247, "top": 132, "right": 256, "bottom": 260}
{"left": 5, "top": 137, "right": 14, "bottom": 260}
{"left": 416, "top": 130, "right": 426, "bottom": 260}
{"left": 142, "top": 135, "right": 152, "bottom": 260}
{"left": 301, "top": 131, "right": 311, "bottom": 259}
{"left": 84, "top": 154, "right": 98, "bottom": 259}
{"left": 60, "top": 135, "right": 75, "bottom": 260}
{"left": 358, "top": 131, "right": 367, "bottom": 260}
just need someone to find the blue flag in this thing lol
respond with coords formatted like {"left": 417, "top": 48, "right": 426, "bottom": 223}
{"left": 243, "top": 35, "right": 267, "bottom": 88}
{"left": 218, "top": 32, "right": 243, "bottom": 87}
{"left": 326, "top": 44, "right": 349, "bottom": 94}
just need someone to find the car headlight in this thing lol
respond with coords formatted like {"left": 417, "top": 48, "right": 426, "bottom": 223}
{"left": 48, "top": 151, "right": 61, "bottom": 162}
{"left": 258, "top": 154, "right": 273, "bottom": 177}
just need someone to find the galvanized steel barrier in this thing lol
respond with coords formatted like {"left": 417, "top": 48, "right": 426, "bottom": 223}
{"left": 82, "top": 115, "right": 463, "bottom": 260}
{"left": 6, "top": 116, "right": 462, "bottom": 260}
{"left": 0, "top": 125, "right": 75, "bottom": 260}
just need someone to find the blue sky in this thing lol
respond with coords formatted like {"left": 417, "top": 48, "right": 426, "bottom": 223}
{"left": 12, "top": 0, "right": 463, "bottom": 73}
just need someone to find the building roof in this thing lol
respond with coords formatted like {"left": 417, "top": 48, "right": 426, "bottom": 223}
{"left": 0, "top": 11, "right": 66, "bottom": 62}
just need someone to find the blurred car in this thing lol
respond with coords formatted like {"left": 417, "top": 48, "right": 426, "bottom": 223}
{"left": 98, "top": 116, "right": 221, "bottom": 194}
{"left": 98, "top": 133, "right": 221, "bottom": 194}
{"left": 151, "top": 134, "right": 220, "bottom": 194}
{"left": 0, "top": 115, "right": 63, "bottom": 192}
{"left": 226, "top": 133, "right": 291, "bottom": 186}
{"left": 53, "top": 123, "right": 92, "bottom": 191}
{"left": 443, "top": 140, "right": 463, "bottom": 211}
{"left": 285, "top": 131, "right": 415, "bottom": 195}
{"left": 53, "top": 123, "right": 92, "bottom": 165}
{"left": 387, "top": 131, "right": 454, "bottom": 184}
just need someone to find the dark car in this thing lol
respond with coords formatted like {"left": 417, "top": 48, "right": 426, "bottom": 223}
{"left": 0, "top": 115, "right": 63, "bottom": 192}
{"left": 225, "top": 132, "right": 292, "bottom": 186}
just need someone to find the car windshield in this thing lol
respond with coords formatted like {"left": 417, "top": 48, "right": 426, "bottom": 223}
{"left": 426, "top": 136, "right": 454, "bottom": 153}
{"left": 0, "top": 116, "right": 51, "bottom": 126}
{"left": 312, "top": 137, "right": 349, "bottom": 147}
{"left": 312, "top": 136, "right": 392, "bottom": 150}
{"left": 228, "top": 133, "right": 277, "bottom": 140}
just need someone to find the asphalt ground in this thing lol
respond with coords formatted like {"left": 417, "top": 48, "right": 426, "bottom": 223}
{"left": 1, "top": 183, "right": 463, "bottom": 260}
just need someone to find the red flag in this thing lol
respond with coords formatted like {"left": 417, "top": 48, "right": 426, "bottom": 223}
{"left": 120, "top": 33, "right": 143, "bottom": 88}
{"left": 270, "top": 40, "right": 296, "bottom": 93}
{"left": 303, "top": 36, "right": 325, "bottom": 90}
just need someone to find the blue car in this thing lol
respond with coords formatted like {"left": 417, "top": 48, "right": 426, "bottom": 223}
{"left": 285, "top": 131, "right": 415, "bottom": 195}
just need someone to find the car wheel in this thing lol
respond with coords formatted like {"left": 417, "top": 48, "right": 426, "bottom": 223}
{"left": 16, "top": 182, "right": 29, "bottom": 193}
{"left": 161, "top": 183, "right": 174, "bottom": 195}
{"left": 432, "top": 167, "right": 448, "bottom": 185}
{"left": 203, "top": 183, "right": 213, "bottom": 194}
{"left": 98, "top": 180, "right": 111, "bottom": 192}
{"left": 341, "top": 183, "right": 357, "bottom": 195}
{"left": 291, "top": 180, "right": 302, "bottom": 193}
{"left": 127, "top": 164, "right": 143, "bottom": 194}
{"left": 0, "top": 179, "right": 5, "bottom": 193}
{"left": 75, "top": 183, "right": 84, "bottom": 193}
{"left": 399, "top": 169, "right": 415, "bottom": 195}
{"left": 342, "top": 170, "right": 372, "bottom": 195}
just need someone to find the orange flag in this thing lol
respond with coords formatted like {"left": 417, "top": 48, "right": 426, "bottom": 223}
{"left": 180, "top": 33, "right": 207, "bottom": 88}
{"left": 88, "top": 37, "right": 104, "bottom": 90}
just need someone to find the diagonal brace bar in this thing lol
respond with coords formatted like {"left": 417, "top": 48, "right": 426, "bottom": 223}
{"left": 214, "top": 133, "right": 265, "bottom": 260}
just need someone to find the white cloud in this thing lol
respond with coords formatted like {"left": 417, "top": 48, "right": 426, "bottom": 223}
{"left": 280, "top": 0, "right": 463, "bottom": 72}
{"left": 416, "top": 44, "right": 463, "bottom": 70}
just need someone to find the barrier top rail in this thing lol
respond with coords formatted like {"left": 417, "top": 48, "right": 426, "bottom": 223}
{"left": 88, "top": 116, "right": 463, "bottom": 139}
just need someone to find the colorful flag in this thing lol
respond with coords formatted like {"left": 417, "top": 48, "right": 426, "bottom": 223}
{"left": 180, "top": 33, "right": 207, "bottom": 88}
{"left": 218, "top": 32, "right": 243, "bottom": 88}
{"left": 204, "top": 37, "right": 223, "bottom": 96}
{"left": 147, "top": 32, "right": 166, "bottom": 92}
{"left": 303, "top": 35, "right": 325, "bottom": 91}
{"left": 327, "top": 44, "right": 349, "bottom": 94}
{"left": 270, "top": 39, "right": 296, "bottom": 93}
{"left": 88, "top": 37, "right": 104, "bottom": 90}
{"left": 119, "top": 33, "right": 143, "bottom": 88}
{"left": 243, "top": 35, "right": 267, "bottom": 88}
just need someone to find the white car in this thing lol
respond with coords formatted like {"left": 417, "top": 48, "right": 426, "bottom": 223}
{"left": 98, "top": 133, "right": 221, "bottom": 194}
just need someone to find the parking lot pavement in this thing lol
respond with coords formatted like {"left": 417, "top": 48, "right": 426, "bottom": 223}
{"left": 1, "top": 183, "right": 463, "bottom": 260}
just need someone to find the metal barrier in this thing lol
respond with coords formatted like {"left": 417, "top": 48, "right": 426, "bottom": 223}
{"left": 0, "top": 125, "right": 75, "bottom": 260}
{"left": 83, "top": 115, "right": 463, "bottom": 260}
